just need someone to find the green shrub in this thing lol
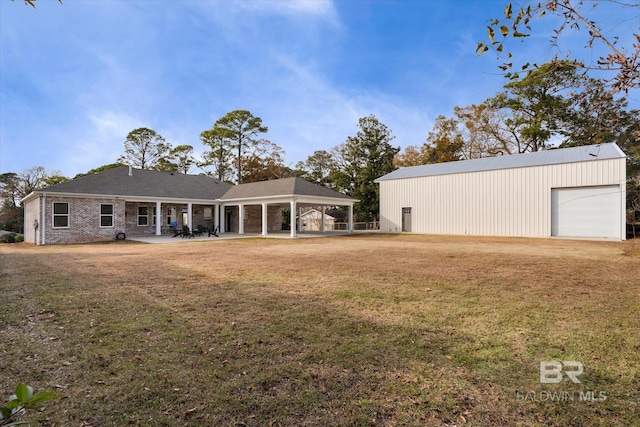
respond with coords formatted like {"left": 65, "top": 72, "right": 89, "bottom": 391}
{"left": 0, "top": 234, "right": 16, "bottom": 244}
{"left": 15, "top": 234, "right": 24, "bottom": 243}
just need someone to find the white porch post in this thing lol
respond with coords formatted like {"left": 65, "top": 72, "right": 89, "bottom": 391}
{"left": 187, "top": 203, "right": 193, "bottom": 231}
{"left": 348, "top": 204, "right": 354, "bottom": 234}
{"left": 290, "top": 199, "right": 297, "bottom": 238}
{"left": 155, "top": 201, "right": 162, "bottom": 235}
{"left": 320, "top": 206, "right": 325, "bottom": 233}
{"left": 261, "top": 203, "right": 268, "bottom": 236}
{"left": 214, "top": 204, "right": 220, "bottom": 232}
{"left": 298, "top": 207, "right": 303, "bottom": 233}
{"left": 41, "top": 194, "right": 46, "bottom": 246}
{"left": 238, "top": 204, "right": 244, "bottom": 235}
{"left": 220, "top": 205, "right": 226, "bottom": 233}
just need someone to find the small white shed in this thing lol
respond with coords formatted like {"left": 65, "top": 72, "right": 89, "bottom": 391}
{"left": 300, "top": 208, "right": 336, "bottom": 231}
{"left": 376, "top": 143, "right": 627, "bottom": 240}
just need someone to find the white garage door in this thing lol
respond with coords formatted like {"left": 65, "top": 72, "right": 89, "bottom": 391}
{"left": 551, "top": 186, "right": 621, "bottom": 239}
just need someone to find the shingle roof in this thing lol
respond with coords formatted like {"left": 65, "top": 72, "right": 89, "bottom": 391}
{"left": 31, "top": 167, "right": 354, "bottom": 203}
{"left": 220, "top": 177, "right": 354, "bottom": 200}
{"left": 376, "top": 143, "right": 626, "bottom": 182}
{"left": 38, "top": 166, "right": 232, "bottom": 200}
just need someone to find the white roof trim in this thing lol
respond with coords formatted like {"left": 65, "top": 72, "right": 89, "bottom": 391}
{"left": 220, "top": 194, "right": 357, "bottom": 205}
{"left": 22, "top": 191, "right": 223, "bottom": 205}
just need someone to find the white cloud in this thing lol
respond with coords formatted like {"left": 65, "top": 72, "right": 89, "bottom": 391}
{"left": 60, "top": 110, "right": 144, "bottom": 174}
{"left": 253, "top": 52, "right": 433, "bottom": 165}
{"left": 88, "top": 110, "right": 143, "bottom": 140}
{"left": 237, "top": 0, "right": 337, "bottom": 18}
{"left": 189, "top": 0, "right": 341, "bottom": 45}
{"left": 201, "top": 0, "right": 339, "bottom": 22}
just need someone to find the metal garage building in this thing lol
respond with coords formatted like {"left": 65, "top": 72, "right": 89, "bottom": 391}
{"left": 376, "top": 143, "right": 627, "bottom": 240}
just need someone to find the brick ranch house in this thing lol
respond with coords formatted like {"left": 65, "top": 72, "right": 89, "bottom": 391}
{"left": 22, "top": 166, "right": 357, "bottom": 245}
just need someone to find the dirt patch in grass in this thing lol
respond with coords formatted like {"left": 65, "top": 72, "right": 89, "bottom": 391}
{"left": 1, "top": 235, "right": 639, "bottom": 426}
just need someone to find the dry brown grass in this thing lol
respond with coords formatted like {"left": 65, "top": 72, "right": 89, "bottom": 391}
{"left": 1, "top": 234, "right": 639, "bottom": 426}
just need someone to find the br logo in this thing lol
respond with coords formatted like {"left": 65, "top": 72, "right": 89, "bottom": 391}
{"left": 539, "top": 361, "right": 583, "bottom": 384}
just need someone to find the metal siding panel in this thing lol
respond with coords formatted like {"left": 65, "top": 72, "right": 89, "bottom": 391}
{"left": 498, "top": 170, "right": 504, "bottom": 234}
{"left": 542, "top": 166, "right": 551, "bottom": 236}
{"left": 424, "top": 177, "right": 432, "bottom": 234}
{"left": 493, "top": 170, "right": 502, "bottom": 235}
{"left": 619, "top": 158, "right": 627, "bottom": 240}
{"left": 442, "top": 175, "right": 450, "bottom": 233}
{"left": 503, "top": 169, "right": 510, "bottom": 235}
{"left": 442, "top": 175, "right": 449, "bottom": 233}
{"left": 420, "top": 178, "right": 427, "bottom": 233}
{"left": 416, "top": 178, "right": 422, "bottom": 233}
{"left": 377, "top": 157, "right": 624, "bottom": 238}
{"left": 511, "top": 168, "right": 518, "bottom": 235}
{"left": 459, "top": 174, "right": 466, "bottom": 234}
{"left": 468, "top": 173, "right": 474, "bottom": 234}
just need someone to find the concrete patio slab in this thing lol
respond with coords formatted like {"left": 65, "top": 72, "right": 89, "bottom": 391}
{"left": 127, "top": 230, "right": 367, "bottom": 244}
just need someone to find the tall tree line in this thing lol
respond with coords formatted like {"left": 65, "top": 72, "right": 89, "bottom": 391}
{"left": 394, "top": 60, "right": 640, "bottom": 216}
{"left": 0, "top": 111, "right": 400, "bottom": 231}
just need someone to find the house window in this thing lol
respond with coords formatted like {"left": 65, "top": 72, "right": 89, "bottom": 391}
{"left": 53, "top": 202, "right": 69, "bottom": 228}
{"left": 166, "top": 207, "right": 177, "bottom": 225}
{"left": 204, "top": 207, "right": 212, "bottom": 220}
{"left": 100, "top": 204, "right": 114, "bottom": 227}
{"left": 138, "top": 206, "right": 149, "bottom": 226}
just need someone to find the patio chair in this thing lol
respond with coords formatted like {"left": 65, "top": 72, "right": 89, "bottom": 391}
{"left": 181, "top": 226, "right": 194, "bottom": 239}
{"left": 209, "top": 225, "right": 220, "bottom": 237}
{"left": 193, "top": 225, "right": 205, "bottom": 237}
{"left": 170, "top": 221, "right": 182, "bottom": 237}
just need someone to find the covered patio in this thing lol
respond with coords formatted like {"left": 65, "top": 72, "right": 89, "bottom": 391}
{"left": 218, "top": 177, "right": 357, "bottom": 238}
{"left": 123, "top": 199, "right": 223, "bottom": 238}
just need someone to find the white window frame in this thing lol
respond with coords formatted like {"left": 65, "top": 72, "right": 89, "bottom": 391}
{"left": 137, "top": 206, "right": 149, "bottom": 226}
{"left": 166, "top": 207, "right": 177, "bottom": 225}
{"left": 204, "top": 207, "right": 212, "bottom": 220}
{"left": 52, "top": 202, "right": 69, "bottom": 228}
{"left": 100, "top": 204, "right": 114, "bottom": 228}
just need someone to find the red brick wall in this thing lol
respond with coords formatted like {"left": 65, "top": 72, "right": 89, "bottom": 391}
{"left": 39, "top": 198, "right": 284, "bottom": 243}
{"left": 44, "top": 197, "right": 126, "bottom": 245}
{"left": 240, "top": 205, "right": 283, "bottom": 233}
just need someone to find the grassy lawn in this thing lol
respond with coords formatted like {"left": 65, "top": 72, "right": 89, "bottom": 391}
{"left": 1, "top": 234, "right": 639, "bottom": 426}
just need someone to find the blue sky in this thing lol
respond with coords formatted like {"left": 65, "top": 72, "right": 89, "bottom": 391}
{"left": 1, "top": 0, "right": 637, "bottom": 177}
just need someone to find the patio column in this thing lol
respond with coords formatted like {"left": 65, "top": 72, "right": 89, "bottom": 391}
{"left": 348, "top": 204, "right": 354, "bottom": 234}
{"left": 320, "top": 206, "right": 325, "bottom": 233}
{"left": 290, "top": 199, "right": 297, "bottom": 238}
{"left": 187, "top": 203, "right": 193, "bottom": 231}
{"left": 41, "top": 194, "right": 46, "bottom": 246}
{"left": 220, "top": 205, "right": 226, "bottom": 233}
{"left": 214, "top": 204, "right": 220, "bottom": 232}
{"left": 298, "top": 207, "right": 303, "bottom": 234}
{"left": 262, "top": 203, "right": 268, "bottom": 236}
{"left": 238, "top": 204, "right": 244, "bottom": 235}
{"left": 155, "top": 201, "right": 162, "bottom": 235}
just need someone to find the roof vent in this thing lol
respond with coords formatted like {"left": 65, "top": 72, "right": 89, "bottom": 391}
{"left": 128, "top": 166, "right": 133, "bottom": 176}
